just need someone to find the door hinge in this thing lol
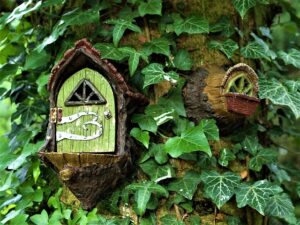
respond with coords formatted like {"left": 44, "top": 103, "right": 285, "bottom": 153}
{"left": 50, "top": 107, "right": 63, "bottom": 123}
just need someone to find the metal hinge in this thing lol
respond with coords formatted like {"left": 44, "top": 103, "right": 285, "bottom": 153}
{"left": 50, "top": 107, "right": 62, "bottom": 123}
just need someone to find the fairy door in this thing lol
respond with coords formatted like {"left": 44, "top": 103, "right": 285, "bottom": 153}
{"left": 56, "top": 68, "right": 115, "bottom": 153}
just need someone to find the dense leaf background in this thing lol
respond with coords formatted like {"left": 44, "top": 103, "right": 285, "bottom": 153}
{"left": 0, "top": 0, "right": 300, "bottom": 224}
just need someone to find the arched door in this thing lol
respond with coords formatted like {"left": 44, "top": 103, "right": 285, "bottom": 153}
{"left": 56, "top": 68, "right": 116, "bottom": 153}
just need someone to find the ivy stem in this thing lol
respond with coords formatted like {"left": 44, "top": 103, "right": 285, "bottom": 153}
{"left": 157, "top": 131, "right": 169, "bottom": 139}
{"left": 174, "top": 204, "right": 181, "bottom": 220}
{"left": 143, "top": 17, "right": 151, "bottom": 42}
{"left": 246, "top": 155, "right": 250, "bottom": 181}
{"left": 238, "top": 16, "right": 245, "bottom": 63}
{"left": 213, "top": 206, "right": 217, "bottom": 225}
{"left": 264, "top": 216, "right": 268, "bottom": 225}
{"left": 246, "top": 206, "right": 253, "bottom": 225}
{"left": 49, "top": 6, "right": 53, "bottom": 28}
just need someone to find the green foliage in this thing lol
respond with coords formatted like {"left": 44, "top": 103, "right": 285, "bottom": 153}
{"left": 236, "top": 180, "right": 282, "bottom": 215}
{"left": 130, "top": 127, "right": 150, "bottom": 148}
{"left": 265, "top": 193, "right": 295, "bottom": 221}
{"left": 120, "top": 47, "right": 148, "bottom": 76}
{"left": 4, "top": 1, "right": 42, "bottom": 24}
{"left": 278, "top": 48, "right": 300, "bottom": 69}
{"left": 138, "top": 0, "right": 162, "bottom": 16}
{"left": 94, "top": 43, "right": 127, "bottom": 60}
{"left": 201, "top": 171, "right": 241, "bottom": 208}
{"left": 141, "top": 63, "right": 179, "bottom": 88}
{"left": 174, "top": 15, "right": 209, "bottom": 35}
{"left": 209, "top": 39, "right": 239, "bottom": 59}
{"left": 249, "top": 148, "right": 277, "bottom": 172}
{"left": 231, "top": 0, "right": 257, "bottom": 18}
{"left": 139, "top": 159, "right": 175, "bottom": 182}
{"left": 241, "top": 41, "right": 270, "bottom": 60}
{"left": 218, "top": 148, "right": 236, "bottom": 167}
{"left": 106, "top": 18, "right": 141, "bottom": 46}
{"left": 168, "top": 171, "right": 202, "bottom": 200}
{"left": 160, "top": 214, "right": 185, "bottom": 225}
{"left": 199, "top": 119, "right": 220, "bottom": 141}
{"left": 259, "top": 78, "right": 300, "bottom": 119}
{"left": 30, "top": 210, "right": 48, "bottom": 225}
{"left": 173, "top": 49, "right": 193, "bottom": 71}
{"left": 37, "top": 5, "right": 104, "bottom": 51}
{"left": 132, "top": 114, "right": 157, "bottom": 133}
{"left": 0, "top": 0, "right": 299, "bottom": 224}
{"left": 210, "top": 16, "right": 235, "bottom": 37}
{"left": 165, "top": 123, "right": 212, "bottom": 158}
{"left": 126, "top": 181, "right": 168, "bottom": 215}
{"left": 143, "top": 37, "right": 171, "bottom": 56}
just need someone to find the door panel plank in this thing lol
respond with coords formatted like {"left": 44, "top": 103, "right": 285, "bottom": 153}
{"left": 56, "top": 68, "right": 116, "bottom": 153}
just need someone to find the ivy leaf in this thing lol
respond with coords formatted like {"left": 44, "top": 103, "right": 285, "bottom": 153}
{"left": 226, "top": 216, "right": 242, "bottom": 225}
{"left": 251, "top": 33, "right": 276, "bottom": 59}
{"left": 37, "top": 6, "right": 102, "bottom": 51}
{"left": 173, "top": 49, "right": 193, "bottom": 71}
{"left": 41, "top": 0, "right": 66, "bottom": 8}
{"left": 9, "top": 214, "right": 28, "bottom": 225}
{"left": 138, "top": 0, "right": 162, "bottom": 16}
{"left": 5, "top": 0, "right": 42, "bottom": 24}
{"left": 173, "top": 118, "right": 194, "bottom": 136}
{"left": 249, "top": 148, "right": 277, "bottom": 172}
{"left": 140, "top": 160, "right": 175, "bottom": 182}
{"left": 218, "top": 148, "right": 236, "bottom": 167}
{"left": 210, "top": 16, "right": 235, "bottom": 37}
{"left": 278, "top": 49, "right": 300, "bottom": 69}
{"left": 231, "top": 0, "right": 257, "bottom": 18}
{"left": 149, "top": 144, "right": 169, "bottom": 164}
{"left": 265, "top": 193, "right": 295, "bottom": 220}
{"left": 0, "top": 64, "right": 19, "bottom": 82}
{"left": 199, "top": 119, "right": 219, "bottom": 141}
{"left": 32, "top": 160, "right": 41, "bottom": 183}
{"left": 174, "top": 15, "right": 209, "bottom": 35}
{"left": 158, "top": 83, "right": 186, "bottom": 117}
{"left": 160, "top": 215, "right": 185, "bottom": 225}
{"left": 30, "top": 210, "right": 49, "bottom": 225}
{"left": 130, "top": 128, "right": 150, "bottom": 148}
{"left": 143, "top": 38, "right": 171, "bottom": 56}
{"left": 209, "top": 39, "right": 239, "bottom": 59}
{"left": 24, "top": 50, "right": 51, "bottom": 70}
{"left": 165, "top": 124, "right": 211, "bottom": 158}
{"left": 168, "top": 171, "right": 202, "bottom": 200}
{"left": 132, "top": 114, "right": 157, "bottom": 133}
{"left": 126, "top": 181, "right": 168, "bottom": 215}
{"left": 241, "top": 136, "right": 260, "bottom": 155}
{"left": 268, "top": 164, "right": 291, "bottom": 183}
{"left": 259, "top": 78, "right": 300, "bottom": 119}
{"left": 141, "top": 63, "right": 179, "bottom": 88}
{"left": 0, "top": 172, "right": 14, "bottom": 192}
{"left": 0, "top": 137, "right": 16, "bottom": 170}
{"left": 120, "top": 47, "right": 148, "bottom": 76}
{"left": 106, "top": 18, "right": 141, "bottom": 46}
{"left": 201, "top": 171, "right": 241, "bottom": 208}
{"left": 8, "top": 142, "right": 43, "bottom": 170}
{"left": 145, "top": 104, "right": 175, "bottom": 125}
{"left": 241, "top": 41, "right": 270, "bottom": 60}
{"left": 236, "top": 180, "right": 283, "bottom": 215}
{"left": 94, "top": 43, "right": 127, "bottom": 61}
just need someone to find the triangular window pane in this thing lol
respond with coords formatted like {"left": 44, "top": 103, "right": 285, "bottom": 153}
{"left": 65, "top": 79, "right": 107, "bottom": 106}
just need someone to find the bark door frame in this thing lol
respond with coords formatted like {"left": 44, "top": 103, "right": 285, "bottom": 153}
{"left": 45, "top": 42, "right": 131, "bottom": 155}
{"left": 56, "top": 68, "right": 116, "bottom": 153}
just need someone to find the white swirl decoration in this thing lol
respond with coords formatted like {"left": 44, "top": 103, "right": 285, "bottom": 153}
{"left": 56, "top": 112, "right": 103, "bottom": 142}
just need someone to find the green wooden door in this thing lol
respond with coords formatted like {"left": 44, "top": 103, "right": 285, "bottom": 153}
{"left": 56, "top": 68, "right": 116, "bottom": 153}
